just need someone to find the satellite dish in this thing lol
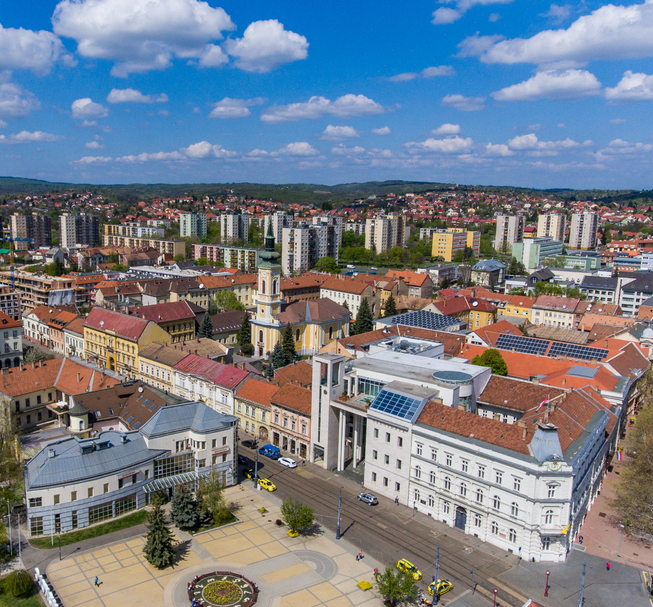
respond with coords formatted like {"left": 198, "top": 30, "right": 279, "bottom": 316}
{"left": 138, "top": 387, "right": 144, "bottom": 393}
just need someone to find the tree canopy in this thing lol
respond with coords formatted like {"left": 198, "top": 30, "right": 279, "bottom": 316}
{"left": 314, "top": 256, "right": 340, "bottom": 274}
{"left": 352, "top": 297, "right": 374, "bottom": 335}
{"left": 280, "top": 496, "right": 314, "bottom": 534}
{"left": 143, "top": 504, "right": 175, "bottom": 569}
{"left": 471, "top": 349, "right": 508, "bottom": 376}
{"left": 384, "top": 294, "right": 397, "bottom": 318}
{"left": 282, "top": 325, "right": 296, "bottom": 365}
{"left": 199, "top": 312, "right": 213, "bottom": 339}
{"left": 373, "top": 567, "right": 418, "bottom": 607}
{"left": 212, "top": 290, "right": 246, "bottom": 313}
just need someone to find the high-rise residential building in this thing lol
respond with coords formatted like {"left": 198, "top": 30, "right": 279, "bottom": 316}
{"left": 219, "top": 214, "right": 250, "bottom": 243}
{"left": 192, "top": 243, "right": 262, "bottom": 272}
{"left": 364, "top": 213, "right": 407, "bottom": 254}
{"left": 264, "top": 212, "right": 293, "bottom": 244}
{"left": 282, "top": 222, "right": 340, "bottom": 275}
{"left": 10, "top": 212, "right": 52, "bottom": 249}
{"left": 568, "top": 211, "right": 599, "bottom": 250}
{"left": 180, "top": 212, "right": 208, "bottom": 238}
{"left": 312, "top": 215, "right": 343, "bottom": 246}
{"left": 537, "top": 213, "right": 566, "bottom": 241}
{"left": 494, "top": 214, "right": 524, "bottom": 252}
{"left": 59, "top": 212, "right": 99, "bottom": 249}
{"left": 430, "top": 228, "right": 480, "bottom": 262}
{"left": 511, "top": 237, "right": 564, "bottom": 271}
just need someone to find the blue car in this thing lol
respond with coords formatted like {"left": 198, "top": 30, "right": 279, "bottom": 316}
{"left": 258, "top": 444, "right": 281, "bottom": 459}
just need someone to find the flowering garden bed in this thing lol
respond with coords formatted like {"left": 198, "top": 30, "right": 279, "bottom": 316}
{"left": 188, "top": 572, "right": 258, "bottom": 607}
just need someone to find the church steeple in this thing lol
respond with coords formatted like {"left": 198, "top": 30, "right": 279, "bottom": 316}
{"left": 260, "top": 219, "right": 280, "bottom": 267}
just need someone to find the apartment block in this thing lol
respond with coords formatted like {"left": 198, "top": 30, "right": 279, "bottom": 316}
{"left": 0, "top": 287, "right": 21, "bottom": 320}
{"left": 10, "top": 213, "right": 52, "bottom": 249}
{"left": 537, "top": 213, "right": 566, "bottom": 241}
{"left": 59, "top": 212, "right": 100, "bottom": 249}
{"left": 219, "top": 214, "right": 250, "bottom": 243}
{"left": 0, "top": 271, "right": 75, "bottom": 312}
{"left": 192, "top": 244, "right": 262, "bottom": 272}
{"left": 494, "top": 214, "right": 524, "bottom": 252}
{"left": 365, "top": 213, "right": 407, "bottom": 254}
{"left": 282, "top": 222, "right": 340, "bottom": 276}
{"left": 430, "top": 228, "right": 480, "bottom": 262}
{"left": 102, "top": 228, "right": 184, "bottom": 257}
{"left": 180, "top": 212, "right": 207, "bottom": 238}
{"left": 569, "top": 211, "right": 599, "bottom": 250}
{"left": 264, "top": 212, "right": 293, "bottom": 244}
{"left": 511, "top": 237, "right": 564, "bottom": 271}
{"left": 103, "top": 223, "right": 164, "bottom": 239}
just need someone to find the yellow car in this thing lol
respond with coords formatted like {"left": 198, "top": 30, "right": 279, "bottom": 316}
{"left": 257, "top": 478, "right": 276, "bottom": 492}
{"left": 397, "top": 559, "right": 422, "bottom": 581}
{"left": 428, "top": 580, "right": 453, "bottom": 597}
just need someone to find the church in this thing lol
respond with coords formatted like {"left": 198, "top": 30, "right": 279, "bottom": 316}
{"left": 250, "top": 224, "right": 351, "bottom": 358}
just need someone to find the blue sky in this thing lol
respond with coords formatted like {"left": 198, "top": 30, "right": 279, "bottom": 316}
{"left": 1, "top": 0, "right": 653, "bottom": 189}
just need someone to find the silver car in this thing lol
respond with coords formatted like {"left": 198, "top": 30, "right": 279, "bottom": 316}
{"left": 357, "top": 492, "right": 378, "bottom": 505}
{"left": 278, "top": 457, "right": 297, "bottom": 468}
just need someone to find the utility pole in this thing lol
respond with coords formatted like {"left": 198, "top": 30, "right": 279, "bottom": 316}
{"left": 6, "top": 501, "right": 11, "bottom": 557}
{"left": 433, "top": 546, "right": 440, "bottom": 605}
{"left": 336, "top": 488, "right": 342, "bottom": 540}
{"left": 254, "top": 447, "right": 260, "bottom": 490}
{"left": 578, "top": 562, "right": 586, "bottom": 607}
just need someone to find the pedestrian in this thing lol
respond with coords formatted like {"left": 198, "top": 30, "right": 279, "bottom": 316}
{"left": 607, "top": 562, "right": 611, "bottom": 571}
{"left": 94, "top": 576, "right": 100, "bottom": 587}
{"left": 358, "top": 550, "right": 364, "bottom": 560}
{"left": 395, "top": 496, "right": 399, "bottom": 505}
{"left": 579, "top": 535, "right": 584, "bottom": 545}
{"left": 374, "top": 568, "right": 378, "bottom": 574}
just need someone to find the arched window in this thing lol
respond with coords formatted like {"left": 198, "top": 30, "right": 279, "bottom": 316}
{"left": 414, "top": 489, "right": 420, "bottom": 502}
{"left": 460, "top": 482, "right": 467, "bottom": 497}
{"left": 328, "top": 326, "right": 334, "bottom": 340}
{"left": 261, "top": 280, "right": 266, "bottom": 294}
{"left": 493, "top": 495, "right": 501, "bottom": 510}
{"left": 511, "top": 502, "right": 519, "bottom": 517}
{"left": 476, "top": 489, "right": 483, "bottom": 503}
{"left": 429, "top": 471, "right": 436, "bottom": 484}
{"left": 491, "top": 521, "right": 499, "bottom": 535}
{"left": 258, "top": 330, "right": 263, "bottom": 343}
{"left": 444, "top": 476, "right": 451, "bottom": 491}
{"left": 272, "top": 280, "right": 278, "bottom": 294}
{"left": 428, "top": 494, "right": 434, "bottom": 507}
{"left": 414, "top": 466, "right": 422, "bottom": 480}
{"left": 509, "top": 528, "right": 517, "bottom": 543}
{"left": 544, "top": 510, "right": 554, "bottom": 525}
{"left": 295, "top": 328, "right": 300, "bottom": 342}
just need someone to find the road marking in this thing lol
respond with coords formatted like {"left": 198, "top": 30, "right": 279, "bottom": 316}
{"left": 488, "top": 577, "right": 529, "bottom": 603}
{"left": 446, "top": 589, "right": 471, "bottom": 605}
{"left": 377, "top": 523, "right": 388, "bottom": 530}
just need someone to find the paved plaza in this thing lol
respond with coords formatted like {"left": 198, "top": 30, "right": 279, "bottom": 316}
{"left": 46, "top": 485, "right": 385, "bottom": 607}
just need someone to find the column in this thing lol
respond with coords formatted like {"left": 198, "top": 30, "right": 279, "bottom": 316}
{"left": 352, "top": 415, "right": 359, "bottom": 469}
{"left": 337, "top": 409, "right": 346, "bottom": 471}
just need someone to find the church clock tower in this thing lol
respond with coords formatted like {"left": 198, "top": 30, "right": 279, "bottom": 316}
{"left": 251, "top": 222, "right": 282, "bottom": 357}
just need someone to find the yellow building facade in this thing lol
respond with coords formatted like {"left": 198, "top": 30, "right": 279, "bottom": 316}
{"left": 431, "top": 228, "right": 480, "bottom": 261}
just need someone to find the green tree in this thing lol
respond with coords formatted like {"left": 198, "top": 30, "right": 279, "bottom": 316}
{"left": 314, "top": 256, "right": 340, "bottom": 274}
{"left": 199, "top": 312, "right": 214, "bottom": 339}
{"left": 471, "top": 349, "right": 508, "bottom": 376}
{"left": 197, "top": 468, "right": 227, "bottom": 525}
{"left": 195, "top": 257, "right": 210, "bottom": 266}
{"left": 384, "top": 294, "right": 397, "bottom": 318}
{"left": 173, "top": 253, "right": 185, "bottom": 263}
{"left": 43, "top": 259, "right": 65, "bottom": 277}
{"left": 143, "top": 504, "right": 176, "bottom": 569}
{"left": 373, "top": 567, "right": 418, "bottom": 607}
{"left": 238, "top": 313, "right": 253, "bottom": 356}
{"left": 264, "top": 363, "right": 274, "bottom": 380}
{"left": 280, "top": 496, "right": 315, "bottom": 534}
{"left": 270, "top": 341, "right": 284, "bottom": 369}
{"left": 212, "top": 290, "right": 246, "bottom": 313}
{"left": 107, "top": 252, "right": 119, "bottom": 265}
{"left": 282, "top": 325, "right": 296, "bottom": 365}
{"left": 353, "top": 298, "right": 374, "bottom": 335}
{"left": 170, "top": 485, "right": 200, "bottom": 530}
{"left": 2, "top": 570, "right": 34, "bottom": 597}
{"left": 507, "top": 256, "right": 526, "bottom": 276}
{"left": 23, "top": 348, "right": 53, "bottom": 365}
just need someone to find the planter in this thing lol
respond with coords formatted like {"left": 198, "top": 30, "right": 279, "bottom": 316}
{"left": 287, "top": 529, "right": 299, "bottom": 538}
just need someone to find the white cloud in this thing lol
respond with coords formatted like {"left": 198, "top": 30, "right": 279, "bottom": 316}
{"left": 432, "top": 123, "right": 461, "bottom": 135}
{"left": 180, "top": 141, "right": 237, "bottom": 158}
{"left": 507, "top": 133, "right": 583, "bottom": 155}
{"left": 0, "top": 130, "right": 60, "bottom": 144}
{"left": 0, "top": 81, "right": 40, "bottom": 119}
{"left": 610, "top": 118, "right": 626, "bottom": 125}
{"left": 85, "top": 140, "right": 104, "bottom": 149}
{"left": 0, "top": 120, "right": 6, "bottom": 129}
{"left": 52, "top": 0, "right": 235, "bottom": 77}
{"left": 371, "top": 126, "right": 391, "bottom": 135}
{"left": 73, "top": 155, "right": 113, "bottom": 164}
{"left": 605, "top": 70, "right": 653, "bottom": 102}
{"left": 72, "top": 98, "right": 108, "bottom": 119}
{"left": 331, "top": 144, "right": 365, "bottom": 155}
{"left": 558, "top": 123, "right": 566, "bottom": 128}
{"left": 208, "top": 97, "right": 265, "bottom": 119}
{"left": 596, "top": 138, "right": 653, "bottom": 158}
{"left": 224, "top": 19, "right": 308, "bottom": 73}
{"left": 0, "top": 24, "right": 71, "bottom": 74}
{"left": 320, "top": 125, "right": 360, "bottom": 140}
{"left": 116, "top": 151, "right": 185, "bottom": 163}
{"left": 541, "top": 4, "right": 572, "bottom": 22}
{"left": 463, "top": 1, "right": 653, "bottom": 65}
{"left": 247, "top": 149, "right": 269, "bottom": 157}
{"left": 261, "top": 94, "right": 383, "bottom": 123}
{"left": 485, "top": 143, "right": 515, "bottom": 156}
{"left": 432, "top": 0, "right": 513, "bottom": 25}
{"left": 387, "top": 65, "right": 455, "bottom": 81}
{"left": 488, "top": 13, "right": 501, "bottom": 22}
{"left": 492, "top": 69, "right": 601, "bottom": 101}
{"left": 405, "top": 136, "right": 474, "bottom": 154}
{"left": 528, "top": 123, "right": 544, "bottom": 131}
{"left": 107, "top": 88, "right": 168, "bottom": 104}
{"left": 441, "top": 94, "right": 485, "bottom": 111}
{"left": 278, "top": 142, "right": 319, "bottom": 156}
{"left": 158, "top": 109, "right": 169, "bottom": 116}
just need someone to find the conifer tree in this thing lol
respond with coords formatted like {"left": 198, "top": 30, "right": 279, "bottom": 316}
{"left": 199, "top": 312, "right": 213, "bottom": 339}
{"left": 170, "top": 485, "right": 200, "bottom": 530}
{"left": 143, "top": 504, "right": 176, "bottom": 569}
{"left": 237, "top": 312, "right": 253, "bottom": 355}
{"left": 282, "top": 325, "right": 296, "bottom": 366}
{"left": 270, "top": 341, "right": 284, "bottom": 369}
{"left": 384, "top": 294, "right": 397, "bottom": 318}
{"left": 354, "top": 298, "right": 374, "bottom": 335}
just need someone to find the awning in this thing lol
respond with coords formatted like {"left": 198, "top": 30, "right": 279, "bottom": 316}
{"left": 142, "top": 471, "right": 200, "bottom": 494}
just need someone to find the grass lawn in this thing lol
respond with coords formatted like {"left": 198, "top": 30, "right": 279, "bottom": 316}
{"left": 0, "top": 592, "right": 45, "bottom": 607}
{"left": 190, "top": 511, "right": 238, "bottom": 535}
{"left": 28, "top": 510, "right": 149, "bottom": 550}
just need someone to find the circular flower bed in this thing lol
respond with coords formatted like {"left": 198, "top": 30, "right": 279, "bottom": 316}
{"left": 188, "top": 571, "right": 258, "bottom": 607}
{"left": 203, "top": 580, "right": 242, "bottom": 605}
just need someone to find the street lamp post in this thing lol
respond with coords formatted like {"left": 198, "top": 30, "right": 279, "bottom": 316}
{"left": 336, "top": 488, "right": 342, "bottom": 540}
{"left": 578, "top": 562, "right": 586, "bottom": 607}
{"left": 254, "top": 447, "right": 260, "bottom": 490}
{"left": 433, "top": 546, "right": 440, "bottom": 605}
{"left": 493, "top": 588, "right": 498, "bottom": 607}
{"left": 545, "top": 570, "right": 550, "bottom": 597}
{"left": 6, "top": 500, "right": 11, "bottom": 557}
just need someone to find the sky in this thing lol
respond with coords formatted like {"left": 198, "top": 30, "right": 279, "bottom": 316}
{"left": 1, "top": 0, "right": 653, "bottom": 189}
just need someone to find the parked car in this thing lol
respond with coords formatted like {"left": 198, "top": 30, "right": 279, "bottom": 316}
{"left": 259, "top": 444, "right": 281, "bottom": 459}
{"left": 257, "top": 478, "right": 276, "bottom": 492}
{"left": 278, "top": 457, "right": 297, "bottom": 468}
{"left": 397, "top": 559, "right": 422, "bottom": 581}
{"left": 428, "top": 580, "right": 453, "bottom": 597}
{"left": 357, "top": 492, "right": 378, "bottom": 505}
{"left": 243, "top": 468, "right": 255, "bottom": 479}
{"left": 242, "top": 440, "right": 258, "bottom": 449}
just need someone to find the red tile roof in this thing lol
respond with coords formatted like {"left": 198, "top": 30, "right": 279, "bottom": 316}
{"left": 432, "top": 296, "right": 497, "bottom": 315}
{"left": 275, "top": 361, "right": 313, "bottom": 387}
{"left": 84, "top": 308, "right": 150, "bottom": 341}
{"left": 386, "top": 269, "right": 431, "bottom": 287}
{"left": 0, "top": 310, "right": 21, "bottom": 329}
{"left": 236, "top": 378, "right": 278, "bottom": 407}
{"left": 270, "top": 382, "right": 312, "bottom": 416}
{"left": 128, "top": 301, "right": 195, "bottom": 323}
{"left": 173, "top": 354, "right": 249, "bottom": 389}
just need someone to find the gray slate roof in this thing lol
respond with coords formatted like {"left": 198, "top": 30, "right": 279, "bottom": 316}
{"left": 25, "top": 431, "right": 165, "bottom": 489}
{"left": 140, "top": 401, "right": 237, "bottom": 438}
{"left": 472, "top": 259, "right": 506, "bottom": 272}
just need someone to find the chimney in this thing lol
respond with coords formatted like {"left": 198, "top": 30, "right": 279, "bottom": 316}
{"left": 32, "top": 362, "right": 36, "bottom": 369}
{"left": 48, "top": 448, "right": 55, "bottom": 458}
{"left": 604, "top": 339, "right": 608, "bottom": 347}
{"left": 561, "top": 378, "right": 566, "bottom": 386}
{"left": 533, "top": 377, "right": 539, "bottom": 385}
{"left": 77, "top": 372, "right": 81, "bottom": 383}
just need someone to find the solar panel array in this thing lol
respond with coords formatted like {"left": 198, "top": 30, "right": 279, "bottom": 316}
{"left": 548, "top": 342, "right": 609, "bottom": 361}
{"left": 371, "top": 389, "right": 423, "bottom": 421}
{"left": 385, "top": 310, "right": 461, "bottom": 330}
{"left": 495, "top": 334, "right": 550, "bottom": 356}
